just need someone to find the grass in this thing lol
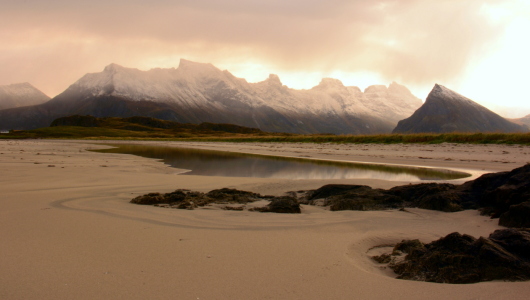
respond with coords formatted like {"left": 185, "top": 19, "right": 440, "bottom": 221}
{"left": 7, "top": 129, "right": 530, "bottom": 145}
{"left": 175, "top": 132, "right": 530, "bottom": 145}
{"left": 2, "top": 115, "right": 530, "bottom": 145}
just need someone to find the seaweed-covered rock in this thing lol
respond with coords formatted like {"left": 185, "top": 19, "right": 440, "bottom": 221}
{"left": 327, "top": 187, "right": 402, "bottom": 211}
{"left": 302, "top": 164, "right": 530, "bottom": 218}
{"left": 458, "top": 164, "right": 530, "bottom": 217}
{"left": 392, "top": 239, "right": 424, "bottom": 255}
{"left": 131, "top": 188, "right": 299, "bottom": 213}
{"left": 164, "top": 189, "right": 189, "bottom": 203}
{"left": 130, "top": 193, "right": 167, "bottom": 205}
{"left": 251, "top": 197, "right": 301, "bottom": 213}
{"left": 305, "top": 183, "right": 462, "bottom": 212}
{"left": 489, "top": 228, "right": 530, "bottom": 259}
{"left": 267, "top": 197, "right": 301, "bottom": 213}
{"left": 206, "top": 188, "right": 262, "bottom": 203}
{"left": 499, "top": 202, "right": 530, "bottom": 228}
{"left": 388, "top": 183, "right": 462, "bottom": 212}
{"left": 387, "top": 230, "right": 530, "bottom": 283}
{"left": 306, "top": 184, "right": 371, "bottom": 201}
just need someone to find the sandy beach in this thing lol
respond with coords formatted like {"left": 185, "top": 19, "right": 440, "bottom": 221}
{"left": 1, "top": 139, "right": 530, "bottom": 299}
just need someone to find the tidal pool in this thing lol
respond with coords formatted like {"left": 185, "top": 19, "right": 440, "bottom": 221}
{"left": 92, "top": 144, "right": 470, "bottom": 181}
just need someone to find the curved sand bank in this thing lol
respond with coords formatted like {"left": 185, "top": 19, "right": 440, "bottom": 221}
{"left": 1, "top": 139, "right": 530, "bottom": 299}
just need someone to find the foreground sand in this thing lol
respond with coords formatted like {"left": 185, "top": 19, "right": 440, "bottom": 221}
{"left": 1, "top": 139, "right": 530, "bottom": 299}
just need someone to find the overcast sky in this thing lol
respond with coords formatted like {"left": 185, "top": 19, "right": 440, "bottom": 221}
{"left": 1, "top": 0, "right": 529, "bottom": 117}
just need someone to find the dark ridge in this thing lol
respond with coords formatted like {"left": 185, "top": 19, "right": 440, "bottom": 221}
{"left": 393, "top": 84, "right": 527, "bottom": 133}
{"left": 48, "top": 115, "right": 264, "bottom": 135}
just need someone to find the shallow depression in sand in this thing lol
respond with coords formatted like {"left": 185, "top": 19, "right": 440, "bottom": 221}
{"left": 92, "top": 144, "right": 471, "bottom": 181}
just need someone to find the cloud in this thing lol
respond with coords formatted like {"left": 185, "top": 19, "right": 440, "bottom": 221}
{"left": 0, "top": 0, "right": 511, "bottom": 97}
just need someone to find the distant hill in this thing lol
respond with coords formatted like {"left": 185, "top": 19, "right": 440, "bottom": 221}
{"left": 393, "top": 84, "right": 527, "bottom": 134}
{"left": 0, "top": 60, "right": 422, "bottom": 134}
{"left": 509, "top": 114, "right": 530, "bottom": 127}
{"left": 0, "top": 83, "right": 50, "bottom": 110}
{"left": 49, "top": 115, "right": 264, "bottom": 135}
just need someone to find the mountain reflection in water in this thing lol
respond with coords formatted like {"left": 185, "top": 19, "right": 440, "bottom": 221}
{"left": 92, "top": 144, "right": 470, "bottom": 181}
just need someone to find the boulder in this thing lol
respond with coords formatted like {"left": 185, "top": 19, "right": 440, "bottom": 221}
{"left": 458, "top": 164, "right": 530, "bottom": 217}
{"left": 388, "top": 183, "right": 462, "bottom": 212}
{"left": 386, "top": 230, "right": 530, "bottom": 283}
{"left": 326, "top": 187, "right": 402, "bottom": 211}
{"left": 130, "top": 193, "right": 167, "bottom": 205}
{"left": 499, "top": 202, "right": 530, "bottom": 228}
{"left": 267, "top": 197, "right": 301, "bottom": 213}
{"left": 302, "top": 164, "right": 530, "bottom": 218}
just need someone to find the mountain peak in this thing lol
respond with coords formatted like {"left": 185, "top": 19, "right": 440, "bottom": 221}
{"left": 103, "top": 63, "right": 128, "bottom": 73}
{"left": 393, "top": 84, "right": 526, "bottom": 133}
{"left": 178, "top": 59, "right": 217, "bottom": 71}
{"left": 427, "top": 84, "right": 479, "bottom": 108}
{"left": 364, "top": 84, "right": 387, "bottom": 94}
{"left": 315, "top": 78, "right": 344, "bottom": 89}
{"left": 0, "top": 82, "right": 50, "bottom": 110}
{"left": 266, "top": 74, "right": 282, "bottom": 86}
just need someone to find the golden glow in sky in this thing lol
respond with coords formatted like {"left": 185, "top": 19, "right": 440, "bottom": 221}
{"left": 1, "top": 0, "right": 529, "bottom": 117}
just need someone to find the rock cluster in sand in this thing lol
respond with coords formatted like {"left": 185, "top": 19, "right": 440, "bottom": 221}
{"left": 302, "top": 164, "right": 530, "bottom": 227}
{"left": 373, "top": 229, "right": 530, "bottom": 283}
{"left": 131, "top": 187, "right": 301, "bottom": 213}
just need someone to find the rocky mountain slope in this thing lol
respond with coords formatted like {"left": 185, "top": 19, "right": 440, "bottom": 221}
{"left": 510, "top": 114, "right": 530, "bottom": 127}
{"left": 0, "top": 60, "right": 422, "bottom": 133}
{"left": 393, "top": 84, "right": 527, "bottom": 133}
{"left": 0, "top": 83, "right": 50, "bottom": 110}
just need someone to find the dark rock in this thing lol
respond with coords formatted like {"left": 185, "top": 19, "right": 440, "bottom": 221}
{"left": 222, "top": 206, "right": 245, "bottom": 211}
{"left": 499, "top": 202, "right": 530, "bottom": 228}
{"left": 306, "top": 184, "right": 371, "bottom": 201}
{"left": 458, "top": 164, "right": 530, "bottom": 217}
{"left": 305, "top": 183, "right": 461, "bottom": 212}
{"left": 392, "top": 239, "right": 424, "bottom": 255}
{"left": 301, "top": 164, "right": 530, "bottom": 220}
{"left": 253, "top": 197, "right": 301, "bottom": 213}
{"left": 388, "top": 183, "right": 462, "bottom": 212}
{"left": 388, "top": 230, "right": 530, "bottom": 283}
{"left": 166, "top": 190, "right": 189, "bottom": 202}
{"left": 489, "top": 228, "right": 530, "bottom": 259}
{"left": 327, "top": 186, "right": 402, "bottom": 211}
{"left": 206, "top": 188, "right": 261, "bottom": 204}
{"left": 131, "top": 188, "right": 301, "bottom": 213}
{"left": 372, "top": 253, "right": 392, "bottom": 264}
{"left": 130, "top": 193, "right": 167, "bottom": 205}
{"left": 267, "top": 197, "right": 301, "bottom": 213}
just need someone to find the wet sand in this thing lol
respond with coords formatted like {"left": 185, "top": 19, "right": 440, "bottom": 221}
{"left": 1, "top": 139, "right": 529, "bottom": 299}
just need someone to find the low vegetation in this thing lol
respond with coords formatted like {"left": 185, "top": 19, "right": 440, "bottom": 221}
{"left": 2, "top": 115, "right": 530, "bottom": 144}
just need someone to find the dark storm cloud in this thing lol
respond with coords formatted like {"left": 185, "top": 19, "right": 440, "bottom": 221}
{"left": 0, "top": 0, "right": 508, "bottom": 96}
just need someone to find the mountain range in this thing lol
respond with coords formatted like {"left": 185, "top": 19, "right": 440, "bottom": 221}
{"left": 0, "top": 83, "right": 50, "bottom": 110}
{"left": 393, "top": 84, "right": 527, "bottom": 133}
{"left": 0, "top": 60, "right": 422, "bottom": 133}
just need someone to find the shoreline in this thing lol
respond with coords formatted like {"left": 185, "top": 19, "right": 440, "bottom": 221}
{"left": 2, "top": 139, "right": 530, "bottom": 299}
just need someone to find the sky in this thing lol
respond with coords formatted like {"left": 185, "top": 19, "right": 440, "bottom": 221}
{"left": 1, "top": 0, "right": 530, "bottom": 117}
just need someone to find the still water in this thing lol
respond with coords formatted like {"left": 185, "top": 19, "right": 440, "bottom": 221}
{"left": 93, "top": 144, "right": 470, "bottom": 181}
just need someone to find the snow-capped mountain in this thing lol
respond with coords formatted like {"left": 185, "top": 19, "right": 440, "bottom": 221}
{"left": 0, "top": 83, "right": 50, "bottom": 110}
{"left": 393, "top": 84, "right": 527, "bottom": 133}
{"left": 0, "top": 60, "right": 422, "bottom": 133}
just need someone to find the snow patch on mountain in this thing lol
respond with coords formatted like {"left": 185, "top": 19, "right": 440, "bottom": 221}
{"left": 428, "top": 84, "right": 485, "bottom": 109}
{"left": 60, "top": 59, "right": 423, "bottom": 132}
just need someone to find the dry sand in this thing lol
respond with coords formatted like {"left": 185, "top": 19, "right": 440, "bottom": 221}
{"left": 1, "top": 139, "right": 530, "bottom": 299}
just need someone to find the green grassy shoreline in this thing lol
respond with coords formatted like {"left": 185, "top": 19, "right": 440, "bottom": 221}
{"left": 3, "top": 128, "right": 530, "bottom": 145}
